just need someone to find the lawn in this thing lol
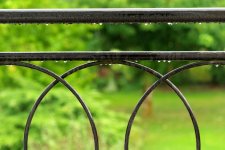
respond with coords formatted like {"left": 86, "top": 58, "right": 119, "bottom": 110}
{"left": 102, "top": 86, "right": 225, "bottom": 150}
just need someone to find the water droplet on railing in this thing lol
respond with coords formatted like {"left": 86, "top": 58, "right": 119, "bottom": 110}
{"left": 158, "top": 60, "right": 161, "bottom": 63}
{"left": 168, "top": 22, "right": 173, "bottom": 25}
{"left": 55, "top": 60, "right": 58, "bottom": 63}
{"left": 215, "top": 64, "right": 219, "bottom": 67}
{"left": 144, "top": 23, "right": 148, "bottom": 26}
{"left": 99, "top": 23, "right": 103, "bottom": 25}
{"left": 45, "top": 24, "right": 49, "bottom": 26}
{"left": 109, "top": 64, "right": 112, "bottom": 66}
{"left": 64, "top": 61, "right": 67, "bottom": 63}
{"left": 199, "top": 23, "right": 202, "bottom": 25}
{"left": 168, "top": 60, "right": 171, "bottom": 63}
{"left": 163, "top": 60, "right": 166, "bottom": 62}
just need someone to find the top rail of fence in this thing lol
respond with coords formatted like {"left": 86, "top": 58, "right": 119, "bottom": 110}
{"left": 0, "top": 8, "right": 225, "bottom": 23}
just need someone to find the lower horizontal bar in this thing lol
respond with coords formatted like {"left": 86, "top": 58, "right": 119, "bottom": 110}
{"left": 0, "top": 51, "right": 225, "bottom": 61}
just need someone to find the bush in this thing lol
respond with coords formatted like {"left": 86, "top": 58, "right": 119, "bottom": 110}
{"left": 0, "top": 85, "right": 142, "bottom": 149}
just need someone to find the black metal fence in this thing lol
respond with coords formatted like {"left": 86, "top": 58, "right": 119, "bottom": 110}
{"left": 0, "top": 8, "right": 225, "bottom": 150}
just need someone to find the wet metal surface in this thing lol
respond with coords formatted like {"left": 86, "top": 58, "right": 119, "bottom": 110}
{"left": 1, "top": 51, "right": 225, "bottom": 61}
{"left": 0, "top": 8, "right": 224, "bottom": 23}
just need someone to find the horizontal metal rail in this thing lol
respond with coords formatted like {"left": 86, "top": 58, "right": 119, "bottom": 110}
{"left": 2, "top": 52, "right": 225, "bottom": 150}
{"left": 0, "top": 8, "right": 225, "bottom": 23}
{"left": 1, "top": 51, "right": 225, "bottom": 61}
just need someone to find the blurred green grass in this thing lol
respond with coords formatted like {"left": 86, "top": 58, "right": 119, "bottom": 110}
{"left": 102, "top": 86, "right": 225, "bottom": 150}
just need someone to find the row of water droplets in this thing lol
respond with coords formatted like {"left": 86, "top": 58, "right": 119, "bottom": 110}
{"left": 41, "top": 60, "right": 68, "bottom": 63}
{"left": 5, "top": 60, "right": 223, "bottom": 68}
{"left": 10, "top": 22, "right": 207, "bottom": 26}
{"left": 33, "top": 60, "right": 223, "bottom": 68}
{"left": 157, "top": 60, "right": 171, "bottom": 63}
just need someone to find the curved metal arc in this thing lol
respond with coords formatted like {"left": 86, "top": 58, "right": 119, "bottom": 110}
{"left": 125, "top": 61, "right": 225, "bottom": 150}
{"left": 121, "top": 61, "right": 200, "bottom": 150}
{"left": 24, "top": 61, "right": 101, "bottom": 150}
{"left": 0, "top": 61, "right": 99, "bottom": 150}
{"left": 20, "top": 60, "right": 200, "bottom": 150}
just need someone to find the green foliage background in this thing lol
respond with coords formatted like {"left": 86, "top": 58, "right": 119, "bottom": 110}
{"left": 0, "top": 0, "right": 224, "bottom": 149}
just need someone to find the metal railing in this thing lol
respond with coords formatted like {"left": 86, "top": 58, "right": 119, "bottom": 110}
{"left": 0, "top": 8, "right": 225, "bottom": 23}
{"left": 0, "top": 8, "right": 225, "bottom": 150}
